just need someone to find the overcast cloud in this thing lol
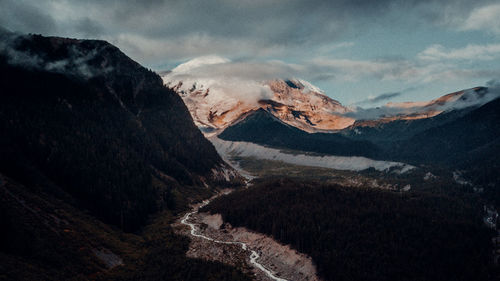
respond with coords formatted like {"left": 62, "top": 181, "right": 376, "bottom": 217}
{"left": 1, "top": 0, "right": 499, "bottom": 104}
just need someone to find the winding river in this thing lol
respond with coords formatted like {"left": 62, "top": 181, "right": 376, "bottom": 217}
{"left": 180, "top": 199, "right": 288, "bottom": 281}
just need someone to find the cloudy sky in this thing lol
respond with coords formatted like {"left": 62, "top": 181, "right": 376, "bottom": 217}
{"left": 1, "top": 0, "right": 500, "bottom": 105}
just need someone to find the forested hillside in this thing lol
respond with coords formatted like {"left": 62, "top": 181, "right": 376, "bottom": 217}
{"left": 0, "top": 32, "right": 242, "bottom": 232}
{"left": 203, "top": 178, "right": 496, "bottom": 281}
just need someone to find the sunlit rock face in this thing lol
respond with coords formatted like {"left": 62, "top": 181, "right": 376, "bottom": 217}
{"left": 262, "top": 79, "right": 354, "bottom": 132}
{"left": 164, "top": 75, "right": 355, "bottom": 134}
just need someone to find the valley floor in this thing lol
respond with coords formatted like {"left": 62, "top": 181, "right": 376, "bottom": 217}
{"left": 173, "top": 192, "right": 320, "bottom": 281}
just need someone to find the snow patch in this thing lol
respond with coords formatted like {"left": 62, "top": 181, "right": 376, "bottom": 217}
{"left": 296, "top": 78, "right": 325, "bottom": 94}
{"left": 209, "top": 137, "right": 414, "bottom": 173}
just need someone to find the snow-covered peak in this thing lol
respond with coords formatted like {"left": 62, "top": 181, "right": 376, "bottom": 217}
{"left": 348, "top": 86, "right": 492, "bottom": 124}
{"left": 163, "top": 60, "right": 354, "bottom": 134}
{"left": 385, "top": 87, "right": 489, "bottom": 113}
{"left": 162, "top": 57, "right": 276, "bottom": 134}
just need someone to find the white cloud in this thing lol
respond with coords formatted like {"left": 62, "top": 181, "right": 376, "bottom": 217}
{"left": 421, "top": 69, "right": 500, "bottom": 83}
{"left": 418, "top": 43, "right": 500, "bottom": 61}
{"left": 308, "top": 57, "right": 452, "bottom": 83}
{"left": 314, "top": 42, "right": 355, "bottom": 55}
{"left": 461, "top": 3, "right": 500, "bottom": 34}
{"left": 161, "top": 48, "right": 500, "bottom": 108}
{"left": 0, "top": 33, "right": 113, "bottom": 78}
{"left": 172, "top": 55, "right": 230, "bottom": 73}
{"left": 162, "top": 57, "right": 289, "bottom": 106}
{"left": 111, "top": 33, "right": 288, "bottom": 65}
{"left": 168, "top": 57, "right": 301, "bottom": 81}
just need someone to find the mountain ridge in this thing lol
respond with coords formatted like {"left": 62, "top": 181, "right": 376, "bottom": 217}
{"left": 163, "top": 58, "right": 495, "bottom": 135}
{"left": 0, "top": 32, "right": 243, "bottom": 232}
{"left": 219, "top": 108, "right": 380, "bottom": 157}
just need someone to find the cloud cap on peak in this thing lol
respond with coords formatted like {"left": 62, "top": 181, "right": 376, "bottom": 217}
{"left": 172, "top": 55, "right": 230, "bottom": 73}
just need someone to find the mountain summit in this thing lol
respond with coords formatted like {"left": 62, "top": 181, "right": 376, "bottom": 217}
{"left": 165, "top": 78, "right": 354, "bottom": 133}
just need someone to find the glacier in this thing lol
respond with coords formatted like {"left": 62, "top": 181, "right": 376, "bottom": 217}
{"left": 209, "top": 136, "right": 414, "bottom": 173}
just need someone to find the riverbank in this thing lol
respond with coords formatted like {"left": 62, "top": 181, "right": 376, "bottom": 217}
{"left": 173, "top": 193, "right": 319, "bottom": 281}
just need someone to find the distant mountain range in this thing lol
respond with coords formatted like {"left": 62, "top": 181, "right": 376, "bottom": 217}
{"left": 163, "top": 59, "right": 496, "bottom": 135}
{"left": 217, "top": 86, "right": 498, "bottom": 161}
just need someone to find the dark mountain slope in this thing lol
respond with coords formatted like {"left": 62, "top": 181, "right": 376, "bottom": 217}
{"left": 0, "top": 32, "right": 241, "bottom": 232}
{"left": 341, "top": 106, "right": 475, "bottom": 143}
{"left": 0, "top": 173, "right": 251, "bottom": 281}
{"left": 0, "top": 31, "right": 249, "bottom": 280}
{"left": 388, "top": 97, "right": 500, "bottom": 164}
{"left": 219, "top": 108, "right": 379, "bottom": 157}
{"left": 388, "top": 98, "right": 500, "bottom": 202}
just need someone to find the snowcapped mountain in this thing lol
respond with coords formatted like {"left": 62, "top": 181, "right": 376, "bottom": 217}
{"left": 162, "top": 56, "right": 497, "bottom": 135}
{"left": 168, "top": 76, "right": 354, "bottom": 132}
{"left": 162, "top": 57, "right": 354, "bottom": 133}
{"left": 351, "top": 86, "right": 490, "bottom": 127}
{"left": 262, "top": 79, "right": 354, "bottom": 132}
